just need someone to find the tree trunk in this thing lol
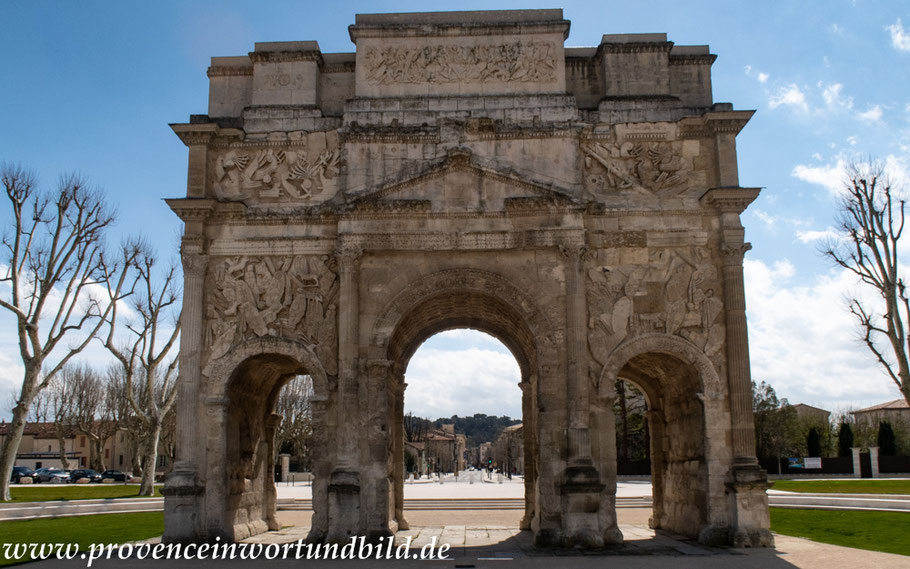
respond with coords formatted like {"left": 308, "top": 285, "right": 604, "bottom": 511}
{"left": 0, "top": 402, "right": 31, "bottom": 500}
{"left": 56, "top": 433, "right": 71, "bottom": 470}
{"left": 139, "top": 423, "right": 162, "bottom": 496}
{"left": 0, "top": 374, "right": 38, "bottom": 501}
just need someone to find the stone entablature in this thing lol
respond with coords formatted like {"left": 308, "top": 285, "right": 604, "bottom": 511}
{"left": 165, "top": 8, "right": 772, "bottom": 550}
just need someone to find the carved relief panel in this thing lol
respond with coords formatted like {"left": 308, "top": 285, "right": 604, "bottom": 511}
{"left": 586, "top": 246, "right": 724, "bottom": 372}
{"left": 363, "top": 42, "right": 558, "bottom": 85}
{"left": 204, "top": 255, "right": 339, "bottom": 374}
{"left": 210, "top": 131, "right": 343, "bottom": 203}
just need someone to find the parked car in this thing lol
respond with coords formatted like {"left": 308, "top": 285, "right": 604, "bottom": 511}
{"left": 33, "top": 467, "right": 69, "bottom": 483}
{"left": 11, "top": 466, "right": 35, "bottom": 483}
{"left": 99, "top": 470, "right": 129, "bottom": 482}
{"left": 68, "top": 469, "right": 102, "bottom": 483}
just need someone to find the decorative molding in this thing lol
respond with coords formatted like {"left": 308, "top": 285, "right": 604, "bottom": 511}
{"left": 363, "top": 42, "right": 558, "bottom": 85}
{"left": 207, "top": 66, "right": 253, "bottom": 78}
{"left": 248, "top": 51, "right": 323, "bottom": 65}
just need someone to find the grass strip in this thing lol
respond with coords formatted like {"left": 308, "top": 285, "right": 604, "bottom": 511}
{"left": 770, "top": 508, "right": 910, "bottom": 556}
{"left": 8, "top": 486, "right": 163, "bottom": 503}
{"left": 0, "top": 512, "right": 163, "bottom": 566}
{"left": 771, "top": 479, "right": 910, "bottom": 495}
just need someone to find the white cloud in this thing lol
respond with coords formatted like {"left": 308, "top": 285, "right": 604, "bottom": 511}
{"left": 757, "top": 72, "right": 769, "bottom": 83}
{"left": 795, "top": 227, "right": 840, "bottom": 244}
{"left": 792, "top": 157, "right": 848, "bottom": 195}
{"left": 405, "top": 343, "right": 522, "bottom": 419}
{"left": 820, "top": 82, "right": 853, "bottom": 110}
{"left": 745, "top": 259, "right": 901, "bottom": 410}
{"left": 886, "top": 18, "right": 910, "bottom": 51}
{"left": 857, "top": 104, "right": 884, "bottom": 122}
{"left": 751, "top": 208, "right": 777, "bottom": 228}
{"left": 846, "top": 135, "right": 858, "bottom": 146}
{"left": 769, "top": 84, "right": 809, "bottom": 112}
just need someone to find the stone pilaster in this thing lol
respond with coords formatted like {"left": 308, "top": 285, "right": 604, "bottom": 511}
{"left": 700, "top": 186, "right": 772, "bottom": 547}
{"left": 391, "top": 376, "right": 408, "bottom": 531}
{"left": 162, "top": 215, "right": 211, "bottom": 542}
{"left": 560, "top": 244, "right": 592, "bottom": 463}
{"left": 721, "top": 241, "right": 758, "bottom": 466}
{"left": 326, "top": 244, "right": 363, "bottom": 543}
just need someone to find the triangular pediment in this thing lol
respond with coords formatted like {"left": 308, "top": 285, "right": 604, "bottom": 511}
{"left": 344, "top": 148, "right": 578, "bottom": 213}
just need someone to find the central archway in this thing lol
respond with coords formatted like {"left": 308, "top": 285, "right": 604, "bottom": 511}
{"left": 368, "top": 268, "right": 558, "bottom": 536}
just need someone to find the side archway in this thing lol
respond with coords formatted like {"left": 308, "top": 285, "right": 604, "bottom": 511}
{"left": 597, "top": 333, "right": 731, "bottom": 542}
{"left": 199, "top": 337, "right": 331, "bottom": 541}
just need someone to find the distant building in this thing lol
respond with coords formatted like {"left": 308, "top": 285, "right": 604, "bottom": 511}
{"left": 404, "top": 423, "right": 466, "bottom": 474}
{"left": 792, "top": 404, "right": 831, "bottom": 423}
{"left": 0, "top": 421, "right": 138, "bottom": 472}
{"left": 493, "top": 423, "right": 524, "bottom": 475}
{"left": 852, "top": 399, "right": 910, "bottom": 429}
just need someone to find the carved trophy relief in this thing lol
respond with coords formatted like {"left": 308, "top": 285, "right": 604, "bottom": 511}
{"left": 586, "top": 247, "right": 725, "bottom": 374}
{"left": 204, "top": 255, "right": 339, "bottom": 371}
{"left": 211, "top": 135, "right": 343, "bottom": 202}
{"left": 582, "top": 141, "right": 691, "bottom": 197}
{"left": 363, "top": 42, "right": 557, "bottom": 85}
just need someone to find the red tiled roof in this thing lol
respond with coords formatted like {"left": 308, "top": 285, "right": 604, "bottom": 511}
{"left": 853, "top": 399, "right": 910, "bottom": 413}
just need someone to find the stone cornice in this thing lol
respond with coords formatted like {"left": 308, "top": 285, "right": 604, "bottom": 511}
{"left": 206, "top": 65, "right": 253, "bottom": 78}
{"left": 165, "top": 198, "right": 217, "bottom": 222}
{"left": 699, "top": 187, "right": 761, "bottom": 214}
{"left": 170, "top": 123, "right": 219, "bottom": 147}
{"left": 668, "top": 54, "right": 717, "bottom": 66}
{"left": 679, "top": 110, "right": 755, "bottom": 138}
{"left": 248, "top": 50, "right": 324, "bottom": 66}
{"left": 349, "top": 20, "right": 571, "bottom": 42}
{"left": 599, "top": 41, "right": 673, "bottom": 55}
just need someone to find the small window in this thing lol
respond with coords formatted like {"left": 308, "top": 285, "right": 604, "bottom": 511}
{"left": 48, "top": 445, "right": 51, "bottom": 452}
{"left": 35, "top": 461, "right": 42, "bottom": 469}
{"left": 119, "top": 455, "right": 123, "bottom": 466}
{"left": 105, "top": 448, "right": 110, "bottom": 459}
{"left": 80, "top": 436, "right": 86, "bottom": 447}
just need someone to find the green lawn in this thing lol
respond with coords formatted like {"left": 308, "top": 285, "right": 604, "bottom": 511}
{"left": 771, "top": 508, "right": 910, "bottom": 556}
{"left": 8, "top": 485, "right": 163, "bottom": 503}
{"left": 771, "top": 479, "right": 910, "bottom": 495}
{"left": 0, "top": 512, "right": 163, "bottom": 566}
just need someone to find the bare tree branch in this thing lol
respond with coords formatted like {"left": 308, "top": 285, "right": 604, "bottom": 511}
{"left": 822, "top": 160, "right": 910, "bottom": 405}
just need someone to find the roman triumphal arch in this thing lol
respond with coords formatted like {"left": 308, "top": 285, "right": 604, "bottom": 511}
{"left": 163, "top": 9, "right": 773, "bottom": 548}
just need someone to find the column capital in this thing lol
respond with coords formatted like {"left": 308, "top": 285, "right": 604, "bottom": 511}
{"left": 721, "top": 242, "right": 752, "bottom": 265}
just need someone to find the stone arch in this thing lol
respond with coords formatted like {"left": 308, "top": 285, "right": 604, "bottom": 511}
{"left": 200, "top": 337, "right": 331, "bottom": 541}
{"left": 369, "top": 268, "right": 557, "bottom": 534}
{"left": 596, "top": 333, "right": 730, "bottom": 542}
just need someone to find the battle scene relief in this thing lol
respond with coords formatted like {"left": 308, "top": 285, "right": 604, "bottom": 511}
{"left": 203, "top": 255, "right": 339, "bottom": 374}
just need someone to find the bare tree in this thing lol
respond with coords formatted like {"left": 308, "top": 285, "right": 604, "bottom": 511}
{"left": 275, "top": 375, "right": 315, "bottom": 471}
{"left": 0, "top": 165, "right": 131, "bottom": 501}
{"left": 66, "top": 365, "right": 122, "bottom": 472}
{"left": 34, "top": 372, "right": 77, "bottom": 470}
{"left": 104, "top": 246, "right": 180, "bottom": 495}
{"left": 823, "top": 162, "right": 910, "bottom": 405}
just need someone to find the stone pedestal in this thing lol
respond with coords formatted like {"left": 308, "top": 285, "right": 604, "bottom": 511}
{"left": 870, "top": 447, "right": 879, "bottom": 478}
{"left": 726, "top": 465, "right": 773, "bottom": 548}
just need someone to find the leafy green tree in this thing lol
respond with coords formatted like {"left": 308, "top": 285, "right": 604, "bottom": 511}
{"left": 752, "top": 381, "right": 800, "bottom": 469}
{"left": 878, "top": 422, "right": 897, "bottom": 456}
{"left": 807, "top": 427, "right": 822, "bottom": 457}
{"left": 837, "top": 421, "right": 855, "bottom": 457}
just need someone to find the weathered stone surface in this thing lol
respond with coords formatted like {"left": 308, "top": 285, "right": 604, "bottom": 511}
{"left": 164, "top": 8, "right": 771, "bottom": 548}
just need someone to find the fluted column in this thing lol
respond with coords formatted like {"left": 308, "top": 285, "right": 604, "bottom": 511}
{"left": 174, "top": 238, "right": 208, "bottom": 471}
{"left": 721, "top": 241, "right": 758, "bottom": 466}
{"left": 561, "top": 245, "right": 592, "bottom": 464}
{"left": 336, "top": 246, "right": 363, "bottom": 470}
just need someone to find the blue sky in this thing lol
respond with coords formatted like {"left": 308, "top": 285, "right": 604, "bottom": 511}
{"left": 1, "top": 1, "right": 909, "bottom": 419}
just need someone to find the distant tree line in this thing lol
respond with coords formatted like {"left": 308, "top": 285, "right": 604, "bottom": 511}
{"left": 752, "top": 380, "right": 910, "bottom": 464}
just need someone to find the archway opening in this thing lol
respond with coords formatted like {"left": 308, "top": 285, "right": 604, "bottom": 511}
{"left": 401, "top": 329, "right": 525, "bottom": 533}
{"left": 223, "top": 353, "right": 325, "bottom": 541}
{"left": 615, "top": 351, "right": 708, "bottom": 539}
{"left": 382, "top": 287, "right": 542, "bottom": 546}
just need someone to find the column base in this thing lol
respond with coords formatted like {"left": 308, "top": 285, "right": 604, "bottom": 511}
{"left": 726, "top": 464, "right": 774, "bottom": 548}
{"left": 325, "top": 470, "right": 361, "bottom": 543}
{"left": 161, "top": 467, "right": 204, "bottom": 543}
